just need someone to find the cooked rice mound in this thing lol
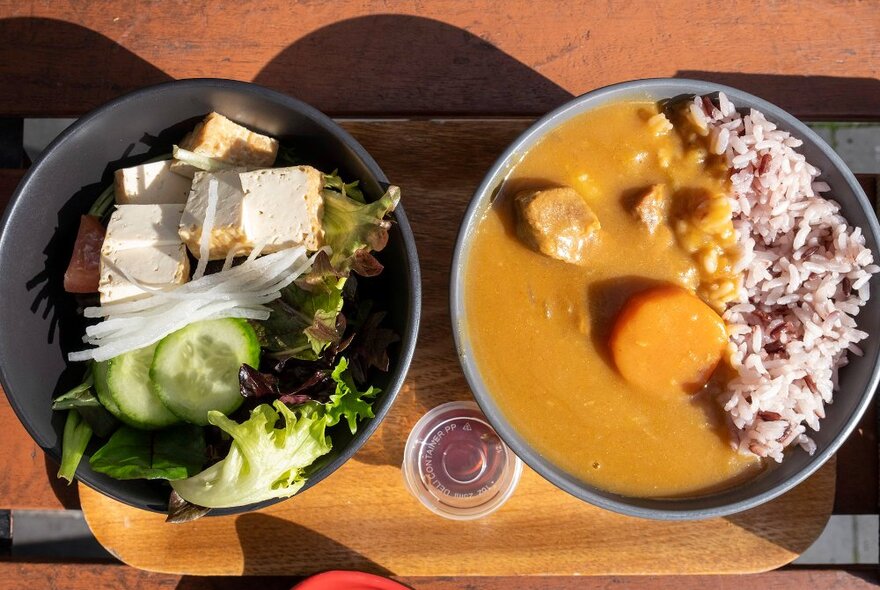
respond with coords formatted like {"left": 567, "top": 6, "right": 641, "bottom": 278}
{"left": 690, "top": 94, "right": 878, "bottom": 462}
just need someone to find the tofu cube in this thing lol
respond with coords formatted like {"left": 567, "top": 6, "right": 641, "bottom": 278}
{"left": 178, "top": 170, "right": 248, "bottom": 259}
{"left": 99, "top": 244, "right": 190, "bottom": 304}
{"left": 171, "top": 112, "right": 279, "bottom": 178}
{"left": 114, "top": 160, "right": 192, "bottom": 205}
{"left": 240, "top": 166, "right": 324, "bottom": 253}
{"left": 99, "top": 203, "right": 189, "bottom": 304}
{"left": 179, "top": 166, "right": 325, "bottom": 260}
{"left": 103, "top": 204, "right": 186, "bottom": 252}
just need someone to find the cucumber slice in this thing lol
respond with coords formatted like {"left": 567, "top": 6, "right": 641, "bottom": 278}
{"left": 106, "top": 343, "right": 180, "bottom": 430}
{"left": 150, "top": 318, "right": 260, "bottom": 425}
{"left": 92, "top": 360, "right": 123, "bottom": 419}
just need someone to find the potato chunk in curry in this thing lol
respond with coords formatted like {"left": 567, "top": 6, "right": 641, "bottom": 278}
{"left": 514, "top": 187, "right": 600, "bottom": 264}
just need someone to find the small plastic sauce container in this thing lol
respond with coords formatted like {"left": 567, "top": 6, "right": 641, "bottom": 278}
{"left": 402, "top": 400, "right": 522, "bottom": 520}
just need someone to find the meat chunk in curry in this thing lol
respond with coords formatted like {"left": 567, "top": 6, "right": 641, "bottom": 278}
{"left": 514, "top": 187, "right": 600, "bottom": 264}
{"left": 632, "top": 184, "right": 668, "bottom": 234}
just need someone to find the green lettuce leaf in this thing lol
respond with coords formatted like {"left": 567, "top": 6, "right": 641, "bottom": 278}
{"left": 52, "top": 366, "right": 118, "bottom": 437}
{"left": 322, "top": 184, "right": 399, "bottom": 274}
{"left": 171, "top": 401, "right": 332, "bottom": 508}
{"left": 324, "top": 357, "right": 379, "bottom": 434}
{"left": 171, "top": 357, "right": 379, "bottom": 509}
{"left": 90, "top": 425, "right": 205, "bottom": 480}
{"left": 57, "top": 410, "right": 93, "bottom": 484}
{"left": 51, "top": 368, "right": 98, "bottom": 410}
{"left": 259, "top": 252, "right": 346, "bottom": 360}
{"left": 323, "top": 170, "right": 365, "bottom": 203}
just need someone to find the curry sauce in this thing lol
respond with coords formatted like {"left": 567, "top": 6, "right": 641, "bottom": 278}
{"left": 463, "top": 100, "right": 762, "bottom": 498}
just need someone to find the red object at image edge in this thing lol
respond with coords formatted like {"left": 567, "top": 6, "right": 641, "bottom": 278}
{"left": 292, "top": 570, "right": 411, "bottom": 590}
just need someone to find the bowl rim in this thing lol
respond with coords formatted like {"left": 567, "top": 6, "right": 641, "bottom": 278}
{"left": 449, "top": 77, "right": 880, "bottom": 520}
{"left": 0, "top": 78, "right": 422, "bottom": 514}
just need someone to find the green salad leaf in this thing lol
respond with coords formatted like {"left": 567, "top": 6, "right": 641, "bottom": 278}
{"left": 57, "top": 410, "right": 93, "bottom": 484}
{"left": 52, "top": 366, "right": 118, "bottom": 437}
{"left": 171, "top": 401, "right": 332, "bottom": 508}
{"left": 259, "top": 252, "right": 346, "bottom": 360}
{"left": 323, "top": 170, "right": 365, "bottom": 203}
{"left": 90, "top": 424, "right": 205, "bottom": 480}
{"left": 51, "top": 368, "right": 98, "bottom": 410}
{"left": 324, "top": 357, "right": 379, "bottom": 434}
{"left": 73, "top": 405, "right": 119, "bottom": 439}
{"left": 255, "top": 174, "right": 398, "bottom": 359}
{"left": 322, "top": 184, "right": 399, "bottom": 274}
{"left": 88, "top": 183, "right": 116, "bottom": 220}
{"left": 171, "top": 358, "right": 379, "bottom": 509}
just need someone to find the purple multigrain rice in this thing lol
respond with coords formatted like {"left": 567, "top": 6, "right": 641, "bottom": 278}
{"left": 692, "top": 94, "right": 879, "bottom": 462}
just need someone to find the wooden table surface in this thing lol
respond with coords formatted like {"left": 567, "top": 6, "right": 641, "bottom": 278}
{"left": 0, "top": 1, "right": 878, "bottom": 587}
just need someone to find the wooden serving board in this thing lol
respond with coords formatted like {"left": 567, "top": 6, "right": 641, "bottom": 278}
{"left": 81, "top": 120, "right": 836, "bottom": 576}
{"left": 81, "top": 449, "right": 835, "bottom": 576}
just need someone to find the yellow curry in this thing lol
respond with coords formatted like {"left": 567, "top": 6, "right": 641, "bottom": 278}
{"left": 463, "top": 100, "right": 762, "bottom": 498}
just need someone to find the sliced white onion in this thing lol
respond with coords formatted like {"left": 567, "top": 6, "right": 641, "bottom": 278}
{"left": 222, "top": 243, "right": 241, "bottom": 272}
{"left": 88, "top": 247, "right": 307, "bottom": 316}
{"left": 246, "top": 238, "right": 268, "bottom": 263}
{"left": 193, "top": 178, "right": 219, "bottom": 280}
{"left": 69, "top": 246, "right": 319, "bottom": 363}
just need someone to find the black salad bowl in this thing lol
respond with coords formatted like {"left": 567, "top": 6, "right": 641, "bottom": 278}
{"left": 0, "top": 79, "right": 421, "bottom": 514}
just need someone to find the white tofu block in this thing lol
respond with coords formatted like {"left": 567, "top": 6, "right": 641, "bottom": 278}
{"left": 171, "top": 112, "right": 279, "bottom": 178}
{"left": 178, "top": 170, "right": 247, "bottom": 259}
{"left": 103, "top": 204, "right": 186, "bottom": 252}
{"left": 114, "top": 160, "right": 192, "bottom": 205}
{"left": 240, "top": 166, "right": 324, "bottom": 252}
{"left": 99, "top": 243, "right": 190, "bottom": 304}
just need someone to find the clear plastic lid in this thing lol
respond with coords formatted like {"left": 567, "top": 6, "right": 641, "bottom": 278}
{"left": 402, "top": 400, "right": 522, "bottom": 520}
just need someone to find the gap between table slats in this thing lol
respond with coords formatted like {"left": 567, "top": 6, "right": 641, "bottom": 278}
{"left": 0, "top": 562, "right": 877, "bottom": 589}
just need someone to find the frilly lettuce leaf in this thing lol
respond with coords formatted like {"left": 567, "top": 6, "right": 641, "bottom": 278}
{"left": 258, "top": 251, "right": 346, "bottom": 361}
{"left": 171, "top": 401, "right": 331, "bottom": 508}
{"left": 325, "top": 357, "right": 378, "bottom": 434}
{"left": 323, "top": 170, "right": 365, "bottom": 204}
{"left": 322, "top": 183, "right": 399, "bottom": 275}
{"left": 171, "top": 357, "right": 378, "bottom": 509}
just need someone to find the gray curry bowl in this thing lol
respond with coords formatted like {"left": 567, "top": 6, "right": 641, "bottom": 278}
{"left": 0, "top": 79, "right": 421, "bottom": 515}
{"left": 451, "top": 78, "right": 880, "bottom": 520}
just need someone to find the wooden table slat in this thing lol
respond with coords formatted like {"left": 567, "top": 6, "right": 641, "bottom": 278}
{"left": 0, "top": 0, "right": 879, "bottom": 119}
{"left": 0, "top": 562, "right": 877, "bottom": 590}
{"left": 0, "top": 394, "right": 79, "bottom": 510}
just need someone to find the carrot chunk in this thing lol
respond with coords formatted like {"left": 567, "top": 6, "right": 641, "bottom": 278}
{"left": 610, "top": 285, "right": 727, "bottom": 393}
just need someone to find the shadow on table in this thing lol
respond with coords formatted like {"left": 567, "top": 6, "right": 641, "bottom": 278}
{"left": 676, "top": 71, "right": 880, "bottom": 120}
{"left": 231, "top": 513, "right": 393, "bottom": 577}
{"left": 255, "top": 14, "right": 573, "bottom": 116}
{"left": 0, "top": 17, "right": 172, "bottom": 115}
